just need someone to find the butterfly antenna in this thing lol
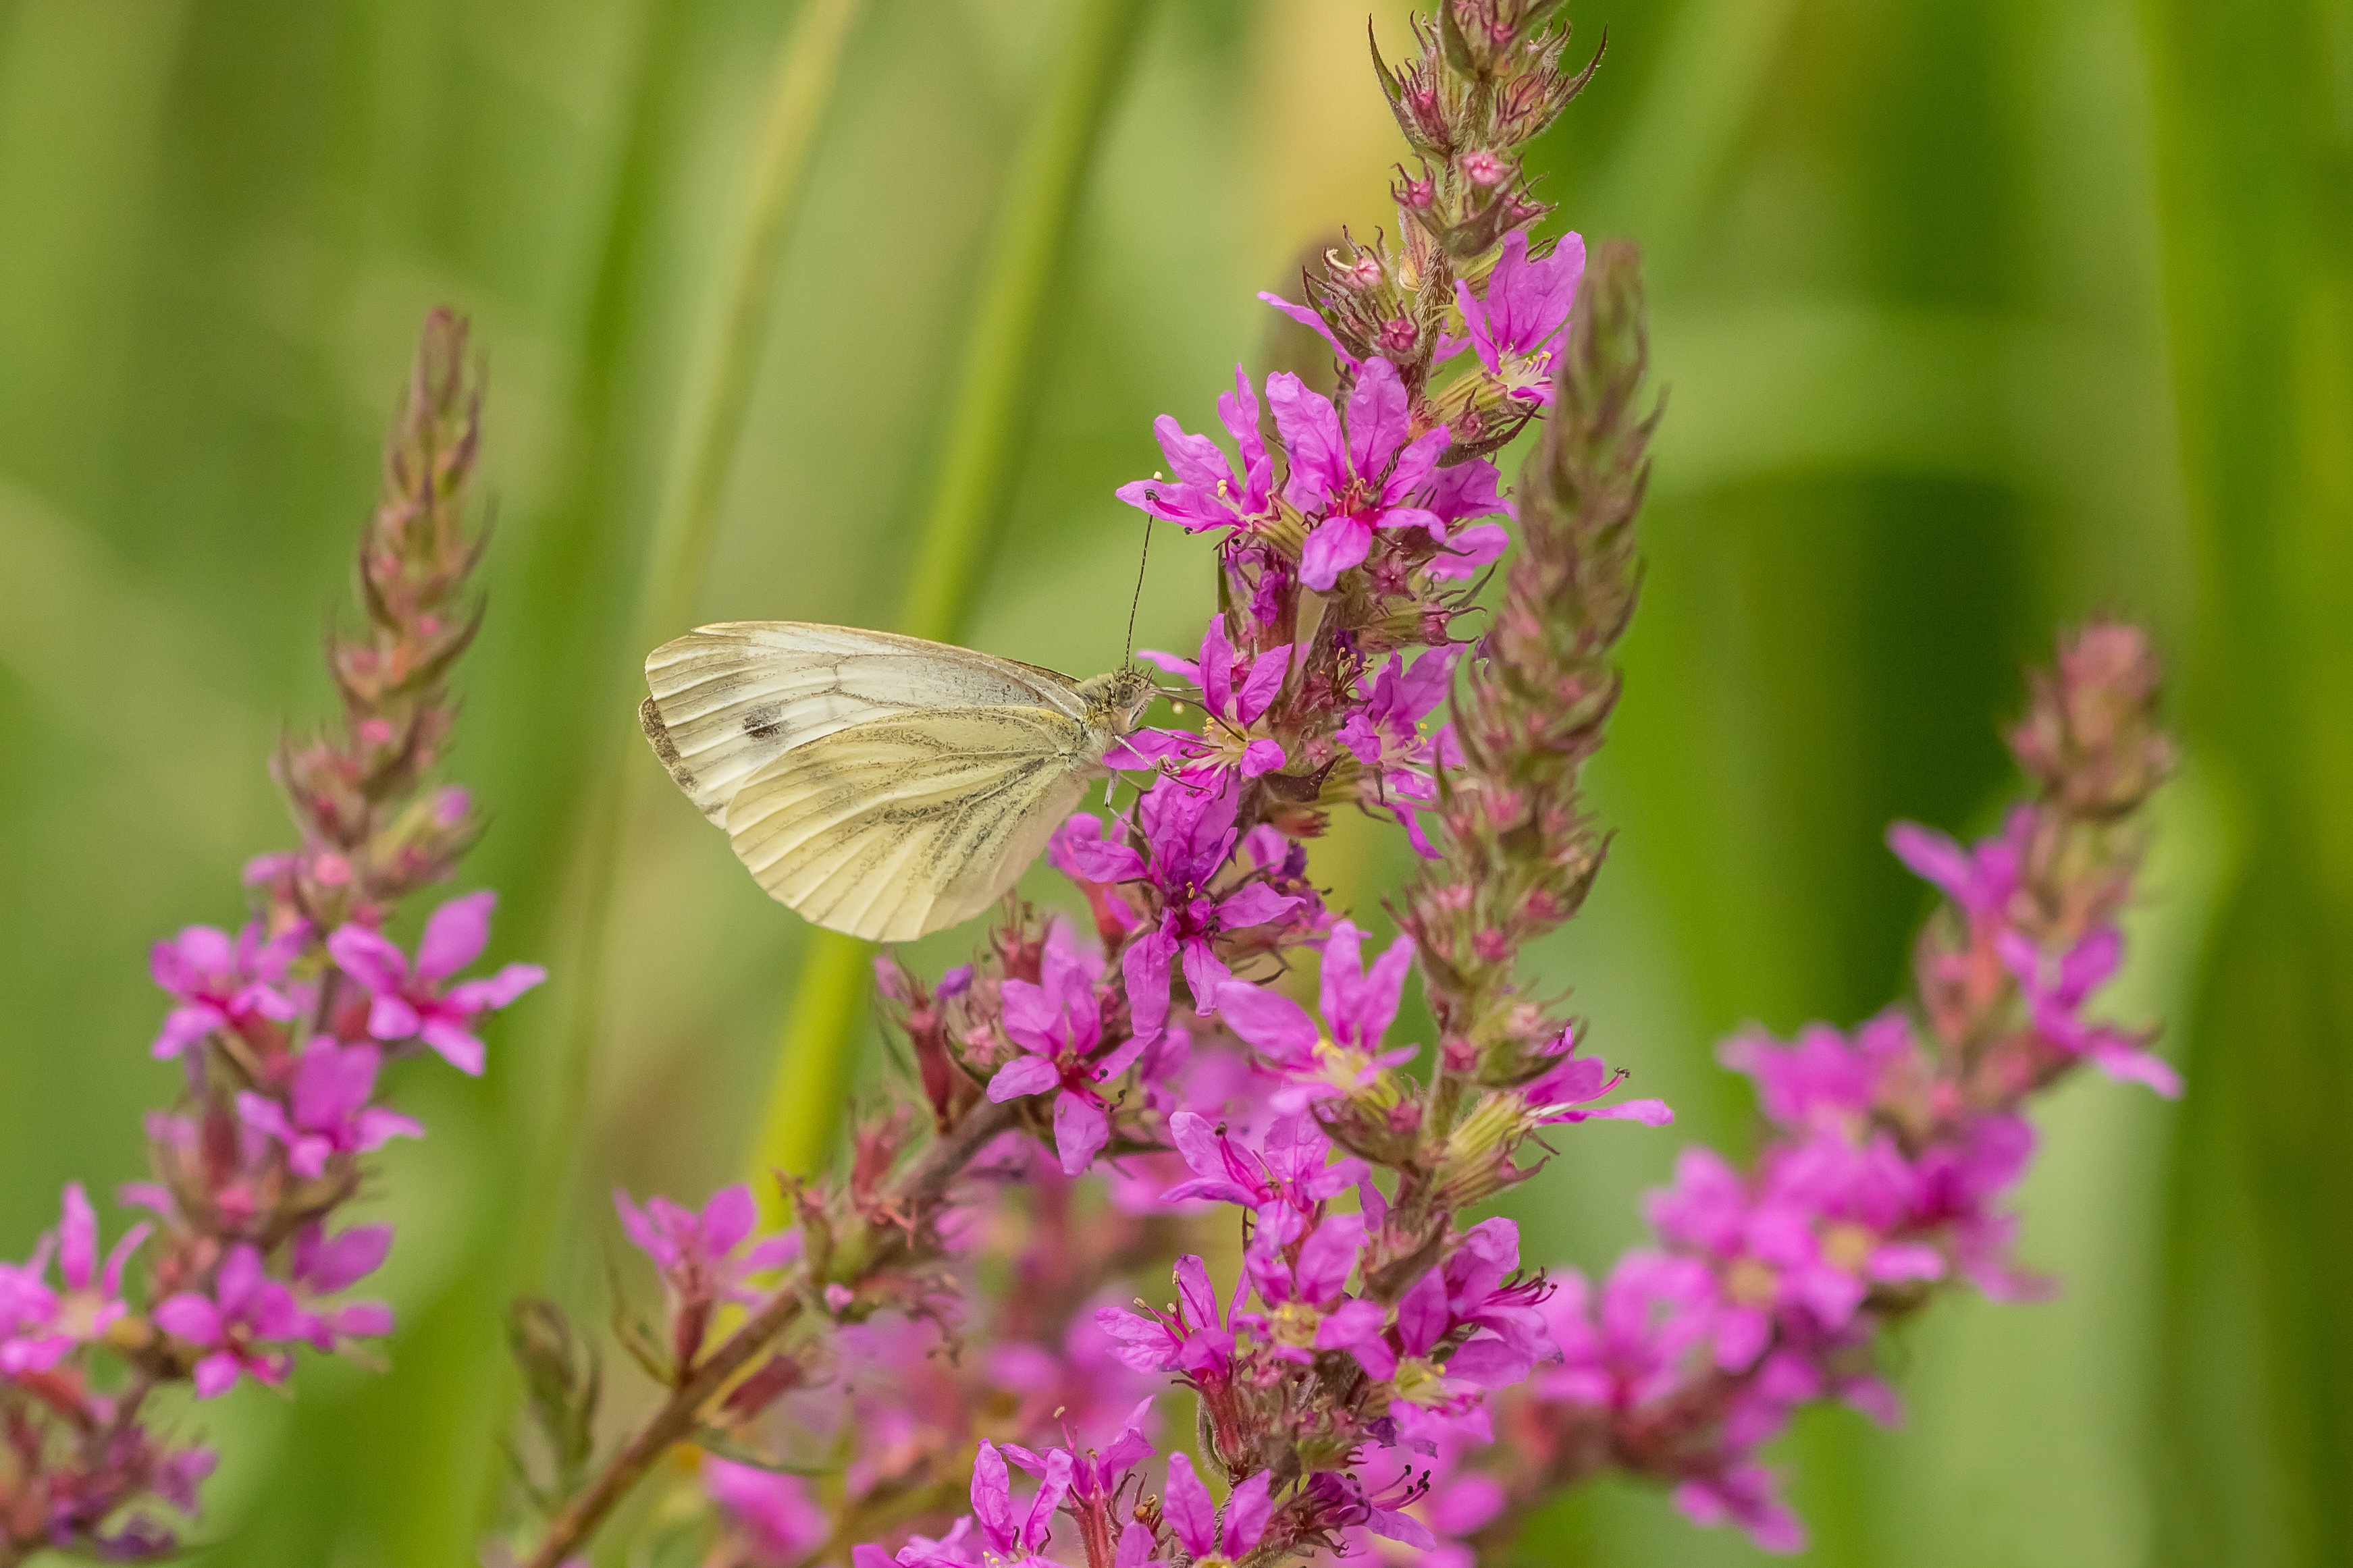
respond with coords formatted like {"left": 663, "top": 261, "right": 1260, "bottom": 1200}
{"left": 1123, "top": 513, "right": 1154, "bottom": 664}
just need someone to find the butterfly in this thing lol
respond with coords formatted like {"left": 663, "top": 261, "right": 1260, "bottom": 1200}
{"left": 639, "top": 623, "right": 1156, "bottom": 942}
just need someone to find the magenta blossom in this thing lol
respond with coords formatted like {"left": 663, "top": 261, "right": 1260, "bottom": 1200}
{"left": 1240, "top": 1208, "right": 1369, "bottom": 1366}
{"left": 286, "top": 1221, "right": 396, "bottom": 1347}
{"left": 972, "top": 1439, "right": 1070, "bottom": 1568}
{"left": 1339, "top": 647, "right": 1462, "bottom": 855}
{"left": 1718, "top": 1012, "right": 1918, "bottom": 1134}
{"left": 1163, "top": 1453, "right": 1271, "bottom": 1567}
{"left": 986, "top": 925, "right": 1149, "bottom": 1174}
{"left": 236, "top": 1040, "right": 424, "bottom": 1179}
{"left": 1448, "top": 228, "right": 1585, "bottom": 404}
{"left": 1114, "top": 365, "right": 1276, "bottom": 540}
{"left": 1538, "top": 1250, "right": 1717, "bottom": 1413}
{"left": 1999, "top": 927, "right": 2182, "bottom": 1096}
{"left": 1267, "top": 357, "right": 1452, "bottom": 591}
{"left": 1161, "top": 1109, "right": 1367, "bottom": 1216}
{"left": 0, "top": 1184, "right": 150, "bottom": 1375}
{"left": 708, "top": 1461, "right": 830, "bottom": 1567}
{"left": 1097, "top": 1254, "right": 1240, "bottom": 1385}
{"left": 1674, "top": 1461, "right": 1805, "bottom": 1555}
{"left": 1217, "top": 920, "right": 1420, "bottom": 1112}
{"left": 152, "top": 1243, "right": 303, "bottom": 1397}
{"left": 1886, "top": 808, "right": 2032, "bottom": 921}
{"left": 326, "top": 891, "right": 544, "bottom": 1075}
{"left": 1118, "top": 616, "right": 1290, "bottom": 780}
{"left": 1523, "top": 1025, "right": 1674, "bottom": 1128}
{"left": 148, "top": 919, "right": 308, "bottom": 1060}
{"left": 1061, "top": 776, "right": 1302, "bottom": 1037}
{"left": 1003, "top": 1398, "right": 1157, "bottom": 1568}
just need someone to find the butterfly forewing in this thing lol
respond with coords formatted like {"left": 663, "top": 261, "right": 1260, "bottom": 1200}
{"left": 722, "top": 707, "right": 1092, "bottom": 942}
{"left": 641, "top": 622, "right": 1085, "bottom": 823}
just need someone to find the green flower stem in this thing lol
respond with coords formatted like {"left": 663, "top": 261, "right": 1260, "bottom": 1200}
{"left": 517, "top": 0, "right": 867, "bottom": 1290}
{"left": 748, "top": 0, "right": 1153, "bottom": 1197}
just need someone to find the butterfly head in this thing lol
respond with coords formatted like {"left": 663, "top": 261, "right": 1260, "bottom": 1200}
{"left": 1082, "top": 664, "right": 1157, "bottom": 737}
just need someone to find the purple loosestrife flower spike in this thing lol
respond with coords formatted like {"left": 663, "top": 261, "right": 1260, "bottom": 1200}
{"left": 236, "top": 1040, "right": 425, "bottom": 1178}
{"left": 326, "top": 890, "right": 545, "bottom": 1075}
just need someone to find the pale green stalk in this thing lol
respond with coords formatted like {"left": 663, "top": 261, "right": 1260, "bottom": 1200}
{"left": 749, "top": 0, "right": 1154, "bottom": 1199}
{"left": 517, "top": 0, "right": 868, "bottom": 1290}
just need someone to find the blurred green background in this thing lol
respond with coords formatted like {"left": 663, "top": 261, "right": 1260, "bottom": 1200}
{"left": 1, "top": 0, "right": 2346, "bottom": 1563}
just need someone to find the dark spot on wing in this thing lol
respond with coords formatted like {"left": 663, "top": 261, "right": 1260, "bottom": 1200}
{"left": 742, "top": 701, "right": 785, "bottom": 742}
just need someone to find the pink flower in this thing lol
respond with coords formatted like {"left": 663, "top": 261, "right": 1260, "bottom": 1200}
{"left": 708, "top": 1461, "right": 830, "bottom": 1567}
{"left": 1097, "top": 1254, "right": 1240, "bottom": 1384}
{"left": 972, "top": 1439, "right": 1069, "bottom": 1568}
{"left": 1217, "top": 921, "right": 1420, "bottom": 1112}
{"left": 1059, "top": 776, "right": 1303, "bottom": 1034}
{"left": 1718, "top": 1012, "right": 1918, "bottom": 1133}
{"left": 1537, "top": 1251, "right": 1716, "bottom": 1411}
{"left": 1673, "top": 1461, "right": 1805, "bottom": 1555}
{"left": 1118, "top": 616, "right": 1290, "bottom": 780}
{"left": 326, "top": 891, "right": 544, "bottom": 1075}
{"left": 152, "top": 1244, "right": 302, "bottom": 1398}
{"left": 1115, "top": 366, "right": 1277, "bottom": 540}
{"left": 1266, "top": 358, "right": 1452, "bottom": 591}
{"left": 615, "top": 1183, "right": 797, "bottom": 1310}
{"left": 986, "top": 925, "right": 1148, "bottom": 1175}
{"left": 235, "top": 1041, "right": 424, "bottom": 1179}
{"left": 1448, "top": 229, "right": 1585, "bottom": 404}
{"left": 1523, "top": 1025, "right": 1674, "bottom": 1128}
{"left": 1160, "top": 1110, "right": 1367, "bottom": 1216}
{"left": 1163, "top": 1453, "right": 1271, "bottom": 1565}
{"left": 1240, "top": 1208, "right": 1368, "bottom": 1366}
{"left": 1002, "top": 1399, "right": 1158, "bottom": 1568}
{"left": 286, "top": 1222, "right": 396, "bottom": 1347}
{"left": 0, "top": 1184, "right": 150, "bottom": 1374}
{"left": 1886, "top": 809, "right": 2030, "bottom": 920}
{"left": 149, "top": 919, "right": 308, "bottom": 1059}
{"left": 1999, "top": 927, "right": 2182, "bottom": 1096}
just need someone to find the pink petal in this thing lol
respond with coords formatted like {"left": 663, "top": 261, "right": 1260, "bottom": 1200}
{"left": 448, "top": 963, "right": 546, "bottom": 1012}
{"left": 1264, "top": 369, "right": 1346, "bottom": 512}
{"left": 191, "top": 1351, "right": 242, "bottom": 1399}
{"left": 1161, "top": 1452, "right": 1219, "bottom": 1559}
{"left": 419, "top": 1018, "right": 487, "bottom": 1075}
{"left": 986, "top": 1056, "right": 1063, "bottom": 1102}
{"left": 153, "top": 1293, "right": 222, "bottom": 1347}
{"left": 1053, "top": 1091, "right": 1111, "bottom": 1175}
{"left": 1298, "top": 514, "right": 1375, "bottom": 593}
{"left": 326, "top": 924, "right": 410, "bottom": 994}
{"left": 416, "top": 891, "right": 495, "bottom": 981}
{"left": 1214, "top": 980, "right": 1321, "bottom": 1060}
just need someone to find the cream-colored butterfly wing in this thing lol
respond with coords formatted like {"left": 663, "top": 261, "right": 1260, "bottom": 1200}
{"left": 640, "top": 622, "right": 1086, "bottom": 824}
{"left": 721, "top": 706, "right": 1094, "bottom": 942}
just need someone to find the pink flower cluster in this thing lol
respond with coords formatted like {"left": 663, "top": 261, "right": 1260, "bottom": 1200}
{"left": 0, "top": 312, "right": 537, "bottom": 1557}
{"left": 499, "top": 11, "right": 2178, "bottom": 1568}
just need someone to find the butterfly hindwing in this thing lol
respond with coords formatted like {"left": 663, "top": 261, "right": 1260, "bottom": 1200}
{"left": 720, "top": 705, "right": 1093, "bottom": 942}
{"left": 641, "top": 622, "right": 1086, "bottom": 823}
